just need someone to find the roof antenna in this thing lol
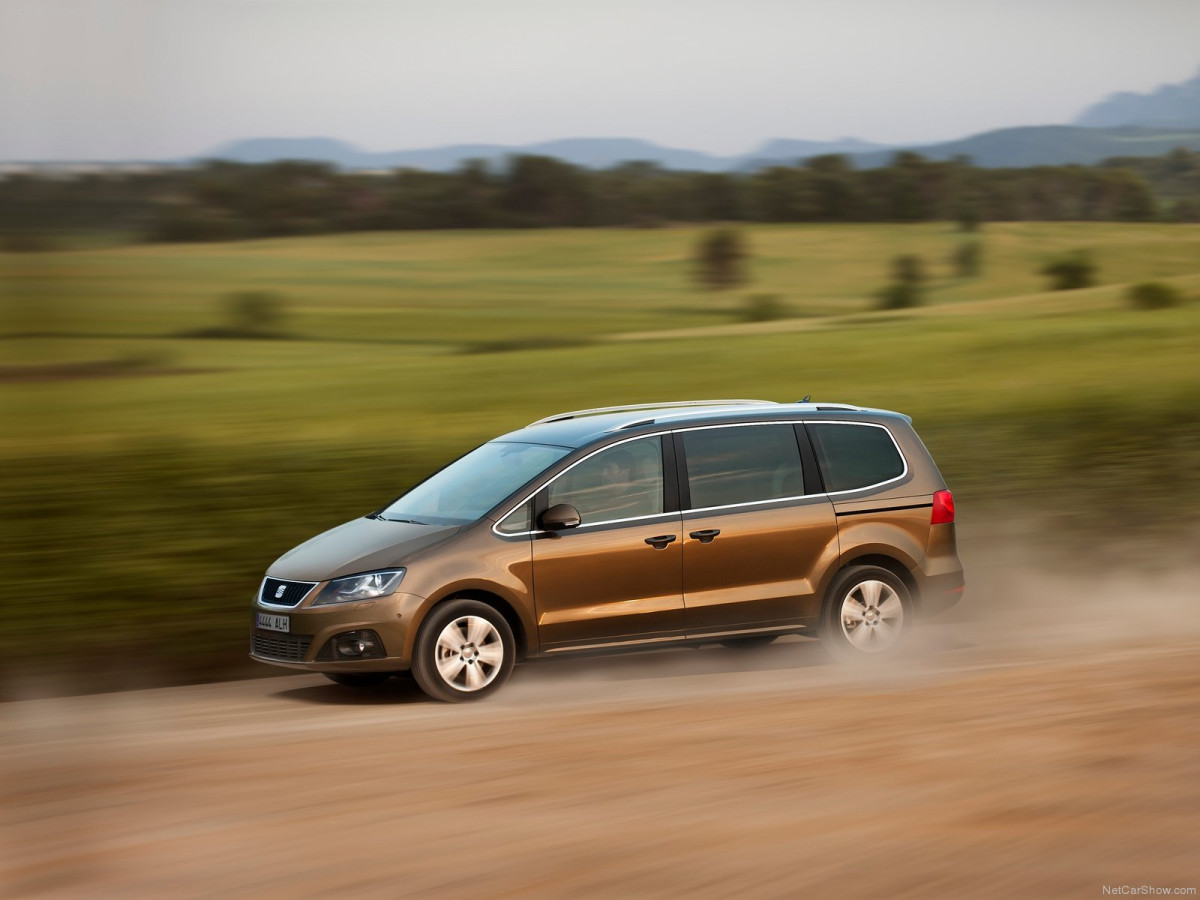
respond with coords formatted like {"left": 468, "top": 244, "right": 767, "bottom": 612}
{"left": 800, "top": 394, "right": 811, "bottom": 403}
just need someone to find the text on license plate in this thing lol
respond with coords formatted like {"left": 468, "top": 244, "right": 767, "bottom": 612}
{"left": 257, "top": 613, "right": 289, "bottom": 633}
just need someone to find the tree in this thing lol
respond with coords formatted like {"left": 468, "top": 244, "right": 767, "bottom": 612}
{"left": 954, "top": 197, "right": 982, "bottom": 231}
{"left": 951, "top": 240, "right": 982, "bottom": 278}
{"left": 806, "top": 154, "right": 861, "bottom": 221}
{"left": 1041, "top": 251, "right": 1096, "bottom": 290}
{"left": 693, "top": 228, "right": 748, "bottom": 291}
{"left": 878, "top": 254, "right": 926, "bottom": 309}
{"left": 502, "top": 155, "right": 593, "bottom": 226}
{"left": 748, "top": 167, "right": 816, "bottom": 222}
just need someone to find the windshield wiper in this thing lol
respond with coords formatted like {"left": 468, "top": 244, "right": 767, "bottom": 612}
{"left": 372, "top": 515, "right": 427, "bottom": 525}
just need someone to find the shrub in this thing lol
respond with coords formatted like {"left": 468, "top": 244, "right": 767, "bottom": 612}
{"left": 1126, "top": 282, "right": 1182, "bottom": 310}
{"left": 227, "top": 290, "right": 288, "bottom": 335}
{"left": 877, "top": 282, "right": 921, "bottom": 310}
{"left": 1041, "top": 250, "right": 1096, "bottom": 291}
{"left": 741, "top": 294, "right": 786, "bottom": 322}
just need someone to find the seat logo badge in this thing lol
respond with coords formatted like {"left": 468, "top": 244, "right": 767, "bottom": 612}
{"left": 275, "top": 585, "right": 286, "bottom": 599}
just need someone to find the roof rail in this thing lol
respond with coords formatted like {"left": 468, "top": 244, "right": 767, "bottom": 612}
{"left": 625, "top": 400, "right": 863, "bottom": 430}
{"left": 529, "top": 399, "right": 776, "bottom": 427}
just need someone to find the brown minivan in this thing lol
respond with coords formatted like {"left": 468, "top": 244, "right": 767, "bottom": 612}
{"left": 251, "top": 400, "right": 964, "bottom": 701}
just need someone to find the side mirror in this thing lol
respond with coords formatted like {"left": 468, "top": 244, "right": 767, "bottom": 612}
{"left": 539, "top": 503, "right": 581, "bottom": 531}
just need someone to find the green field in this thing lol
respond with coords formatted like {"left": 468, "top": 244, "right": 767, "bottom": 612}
{"left": 3, "top": 223, "right": 1199, "bottom": 692}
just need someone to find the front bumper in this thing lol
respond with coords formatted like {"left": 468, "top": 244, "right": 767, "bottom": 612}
{"left": 250, "top": 590, "right": 427, "bottom": 673}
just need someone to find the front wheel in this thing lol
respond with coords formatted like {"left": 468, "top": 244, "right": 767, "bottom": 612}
{"left": 411, "top": 599, "right": 515, "bottom": 702}
{"left": 820, "top": 565, "right": 911, "bottom": 662}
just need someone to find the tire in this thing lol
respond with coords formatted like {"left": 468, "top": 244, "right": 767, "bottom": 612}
{"left": 323, "top": 672, "right": 393, "bottom": 687}
{"left": 411, "top": 599, "right": 515, "bottom": 703}
{"left": 719, "top": 635, "right": 779, "bottom": 650}
{"left": 820, "top": 565, "right": 912, "bottom": 662}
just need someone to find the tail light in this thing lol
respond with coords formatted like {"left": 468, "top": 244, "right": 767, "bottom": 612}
{"left": 931, "top": 489, "right": 955, "bottom": 525}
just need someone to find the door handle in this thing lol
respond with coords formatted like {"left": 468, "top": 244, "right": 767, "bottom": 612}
{"left": 644, "top": 534, "right": 677, "bottom": 549}
{"left": 689, "top": 529, "right": 721, "bottom": 544}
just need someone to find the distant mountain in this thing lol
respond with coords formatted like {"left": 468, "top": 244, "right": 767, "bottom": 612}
{"left": 204, "top": 137, "right": 372, "bottom": 168}
{"left": 848, "top": 125, "right": 1200, "bottom": 169}
{"left": 202, "top": 135, "right": 886, "bottom": 173}
{"left": 748, "top": 136, "right": 890, "bottom": 164}
{"left": 203, "top": 136, "right": 735, "bottom": 172}
{"left": 1075, "top": 68, "right": 1200, "bottom": 129}
{"left": 373, "top": 143, "right": 513, "bottom": 171}
{"left": 200, "top": 118, "right": 1200, "bottom": 175}
{"left": 531, "top": 138, "right": 736, "bottom": 171}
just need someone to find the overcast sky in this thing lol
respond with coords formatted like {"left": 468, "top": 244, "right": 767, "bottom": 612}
{"left": 3, "top": 0, "right": 1199, "bottom": 160}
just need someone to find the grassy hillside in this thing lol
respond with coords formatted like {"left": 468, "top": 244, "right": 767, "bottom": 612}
{"left": 3, "top": 223, "right": 1199, "bottom": 692}
{"left": 7, "top": 223, "right": 1200, "bottom": 345}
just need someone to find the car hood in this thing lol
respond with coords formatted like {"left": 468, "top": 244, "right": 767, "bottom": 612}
{"left": 267, "top": 517, "right": 460, "bottom": 582}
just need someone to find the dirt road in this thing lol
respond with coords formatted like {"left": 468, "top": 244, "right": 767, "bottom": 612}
{"left": 3, "top": 565, "right": 1198, "bottom": 899}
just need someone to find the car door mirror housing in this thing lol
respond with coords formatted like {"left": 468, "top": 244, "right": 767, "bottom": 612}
{"left": 540, "top": 503, "right": 581, "bottom": 531}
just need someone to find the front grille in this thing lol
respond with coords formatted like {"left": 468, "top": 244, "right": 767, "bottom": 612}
{"left": 252, "top": 633, "right": 313, "bottom": 661}
{"left": 260, "top": 577, "right": 317, "bottom": 608}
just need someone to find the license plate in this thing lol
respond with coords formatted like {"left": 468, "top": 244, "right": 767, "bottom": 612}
{"left": 256, "top": 613, "right": 290, "bottom": 633}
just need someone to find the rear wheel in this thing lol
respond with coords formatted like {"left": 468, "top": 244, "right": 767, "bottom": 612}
{"left": 820, "top": 565, "right": 911, "bottom": 661}
{"left": 411, "top": 599, "right": 515, "bottom": 703}
{"left": 322, "top": 672, "right": 393, "bottom": 687}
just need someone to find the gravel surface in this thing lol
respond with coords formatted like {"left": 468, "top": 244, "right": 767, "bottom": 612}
{"left": 3, "top": 566, "right": 1198, "bottom": 898}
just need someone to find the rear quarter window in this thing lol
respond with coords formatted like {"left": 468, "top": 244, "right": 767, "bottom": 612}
{"left": 808, "top": 422, "right": 905, "bottom": 493}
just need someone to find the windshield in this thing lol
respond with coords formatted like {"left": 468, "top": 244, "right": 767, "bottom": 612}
{"left": 379, "top": 441, "right": 570, "bottom": 526}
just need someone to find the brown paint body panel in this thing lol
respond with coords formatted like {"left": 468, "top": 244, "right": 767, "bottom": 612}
{"left": 681, "top": 497, "right": 838, "bottom": 628}
{"left": 532, "top": 515, "right": 685, "bottom": 646}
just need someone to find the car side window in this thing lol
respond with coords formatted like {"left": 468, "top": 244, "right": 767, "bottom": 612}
{"left": 496, "top": 499, "right": 533, "bottom": 534}
{"left": 807, "top": 423, "right": 905, "bottom": 492}
{"left": 681, "top": 424, "right": 805, "bottom": 509}
{"left": 547, "top": 437, "right": 664, "bottom": 525}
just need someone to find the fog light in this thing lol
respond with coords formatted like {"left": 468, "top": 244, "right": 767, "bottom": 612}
{"left": 328, "top": 630, "right": 385, "bottom": 660}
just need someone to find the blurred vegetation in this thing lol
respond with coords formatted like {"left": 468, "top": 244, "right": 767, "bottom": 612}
{"left": 740, "top": 293, "right": 787, "bottom": 322}
{"left": 694, "top": 228, "right": 748, "bottom": 291}
{"left": 6, "top": 147, "right": 1200, "bottom": 247}
{"left": 2, "top": 222, "right": 1200, "bottom": 694}
{"left": 1041, "top": 250, "right": 1098, "bottom": 290}
{"left": 878, "top": 254, "right": 927, "bottom": 309}
{"left": 1125, "top": 281, "right": 1184, "bottom": 310}
{"left": 952, "top": 240, "right": 983, "bottom": 278}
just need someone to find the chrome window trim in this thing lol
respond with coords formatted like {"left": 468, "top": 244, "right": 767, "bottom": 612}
{"left": 256, "top": 576, "right": 320, "bottom": 610}
{"left": 491, "top": 419, "right": 909, "bottom": 538}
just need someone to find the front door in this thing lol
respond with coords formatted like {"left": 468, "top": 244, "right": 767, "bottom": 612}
{"left": 532, "top": 436, "right": 685, "bottom": 647}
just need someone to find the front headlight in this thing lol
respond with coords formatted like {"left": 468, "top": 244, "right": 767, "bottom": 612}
{"left": 312, "top": 569, "right": 405, "bottom": 606}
